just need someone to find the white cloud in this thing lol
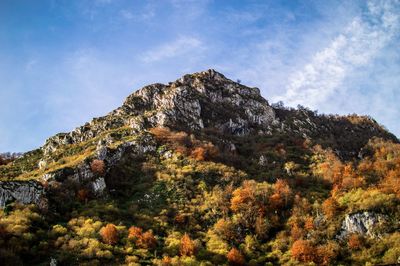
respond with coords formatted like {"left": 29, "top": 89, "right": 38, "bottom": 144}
{"left": 120, "top": 10, "right": 134, "bottom": 20}
{"left": 141, "top": 36, "right": 203, "bottom": 63}
{"left": 274, "top": 0, "right": 400, "bottom": 109}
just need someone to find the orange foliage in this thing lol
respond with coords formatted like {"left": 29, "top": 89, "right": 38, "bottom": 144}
{"left": 314, "top": 146, "right": 343, "bottom": 185}
{"left": 149, "top": 127, "right": 173, "bottom": 142}
{"left": 137, "top": 231, "right": 157, "bottom": 249}
{"left": 100, "top": 223, "right": 118, "bottom": 245}
{"left": 230, "top": 181, "right": 255, "bottom": 212}
{"left": 91, "top": 159, "right": 105, "bottom": 175}
{"left": 290, "top": 223, "right": 305, "bottom": 240}
{"left": 150, "top": 127, "right": 219, "bottom": 160}
{"left": 226, "top": 248, "right": 245, "bottom": 266}
{"left": 128, "top": 226, "right": 143, "bottom": 240}
{"left": 316, "top": 241, "right": 339, "bottom": 265}
{"left": 214, "top": 219, "right": 234, "bottom": 241}
{"left": 322, "top": 197, "right": 339, "bottom": 219}
{"left": 150, "top": 127, "right": 189, "bottom": 145}
{"left": 270, "top": 179, "right": 292, "bottom": 209}
{"left": 269, "top": 193, "right": 283, "bottom": 210}
{"left": 304, "top": 216, "right": 314, "bottom": 231}
{"left": 190, "top": 143, "right": 219, "bottom": 161}
{"left": 161, "top": 256, "right": 172, "bottom": 266}
{"left": 128, "top": 226, "right": 156, "bottom": 249}
{"left": 381, "top": 169, "right": 400, "bottom": 197}
{"left": 180, "top": 233, "right": 195, "bottom": 256}
{"left": 341, "top": 176, "right": 365, "bottom": 190}
{"left": 174, "top": 213, "right": 186, "bottom": 224}
{"left": 348, "top": 234, "right": 362, "bottom": 250}
{"left": 191, "top": 147, "right": 207, "bottom": 161}
{"left": 291, "top": 239, "right": 315, "bottom": 262}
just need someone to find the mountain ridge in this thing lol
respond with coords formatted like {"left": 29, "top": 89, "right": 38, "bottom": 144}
{"left": 0, "top": 69, "right": 399, "bottom": 265}
{"left": 40, "top": 69, "right": 397, "bottom": 158}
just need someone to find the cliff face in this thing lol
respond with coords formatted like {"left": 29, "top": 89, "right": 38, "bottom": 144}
{"left": 0, "top": 181, "right": 46, "bottom": 208}
{"left": 42, "top": 69, "right": 277, "bottom": 157}
{"left": 339, "top": 211, "right": 388, "bottom": 239}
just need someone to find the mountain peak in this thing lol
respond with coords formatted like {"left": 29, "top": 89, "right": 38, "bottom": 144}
{"left": 35, "top": 70, "right": 397, "bottom": 161}
{"left": 39, "top": 70, "right": 276, "bottom": 157}
{"left": 121, "top": 68, "right": 274, "bottom": 131}
{"left": 1, "top": 69, "right": 399, "bottom": 266}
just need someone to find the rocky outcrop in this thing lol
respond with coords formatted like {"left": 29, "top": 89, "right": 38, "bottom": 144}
{"left": 39, "top": 133, "right": 157, "bottom": 201}
{"left": 0, "top": 181, "right": 46, "bottom": 208}
{"left": 42, "top": 69, "right": 277, "bottom": 156}
{"left": 338, "top": 211, "right": 387, "bottom": 239}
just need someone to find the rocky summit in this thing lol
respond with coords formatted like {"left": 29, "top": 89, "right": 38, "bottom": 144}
{"left": 0, "top": 70, "right": 399, "bottom": 265}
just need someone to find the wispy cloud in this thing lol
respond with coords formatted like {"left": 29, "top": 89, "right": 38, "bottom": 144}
{"left": 119, "top": 2, "right": 156, "bottom": 21}
{"left": 274, "top": 0, "right": 400, "bottom": 108}
{"left": 141, "top": 36, "right": 204, "bottom": 63}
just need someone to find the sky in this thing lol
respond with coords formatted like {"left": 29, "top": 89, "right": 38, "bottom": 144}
{"left": 0, "top": 0, "right": 399, "bottom": 152}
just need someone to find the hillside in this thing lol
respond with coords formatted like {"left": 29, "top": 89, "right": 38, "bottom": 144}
{"left": 0, "top": 69, "right": 399, "bottom": 265}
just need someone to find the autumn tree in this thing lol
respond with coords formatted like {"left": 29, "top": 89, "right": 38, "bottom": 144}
{"left": 174, "top": 213, "right": 186, "bottom": 225}
{"left": 231, "top": 180, "right": 274, "bottom": 229}
{"left": 150, "top": 127, "right": 173, "bottom": 141}
{"left": 100, "top": 223, "right": 118, "bottom": 245}
{"left": 304, "top": 216, "right": 314, "bottom": 231}
{"left": 128, "top": 226, "right": 143, "bottom": 240}
{"left": 214, "top": 219, "right": 235, "bottom": 241}
{"left": 230, "top": 181, "right": 256, "bottom": 212}
{"left": 290, "top": 222, "right": 305, "bottom": 241}
{"left": 150, "top": 127, "right": 190, "bottom": 154}
{"left": 316, "top": 241, "right": 339, "bottom": 265}
{"left": 191, "top": 147, "right": 207, "bottom": 161}
{"left": 270, "top": 179, "right": 292, "bottom": 210}
{"left": 161, "top": 256, "right": 172, "bottom": 266}
{"left": 180, "top": 233, "right": 195, "bottom": 256}
{"left": 322, "top": 197, "right": 339, "bottom": 219}
{"left": 226, "top": 248, "right": 245, "bottom": 266}
{"left": 128, "top": 226, "right": 156, "bottom": 249}
{"left": 381, "top": 169, "right": 400, "bottom": 197}
{"left": 348, "top": 234, "right": 362, "bottom": 250}
{"left": 137, "top": 231, "right": 157, "bottom": 249}
{"left": 291, "top": 239, "right": 315, "bottom": 262}
{"left": 91, "top": 159, "right": 105, "bottom": 175}
{"left": 312, "top": 145, "right": 343, "bottom": 184}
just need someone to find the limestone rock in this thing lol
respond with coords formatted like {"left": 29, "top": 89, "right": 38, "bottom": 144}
{"left": 339, "top": 211, "right": 387, "bottom": 239}
{"left": 91, "top": 177, "right": 107, "bottom": 195}
{"left": 41, "top": 69, "right": 277, "bottom": 156}
{"left": 0, "top": 181, "right": 46, "bottom": 208}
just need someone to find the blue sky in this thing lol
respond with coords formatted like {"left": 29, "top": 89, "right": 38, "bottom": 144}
{"left": 0, "top": 0, "right": 399, "bottom": 152}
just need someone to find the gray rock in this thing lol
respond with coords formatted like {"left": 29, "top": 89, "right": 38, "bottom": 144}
{"left": 41, "top": 69, "right": 277, "bottom": 156}
{"left": 339, "top": 211, "right": 387, "bottom": 239}
{"left": 258, "top": 155, "right": 268, "bottom": 166}
{"left": 0, "top": 181, "right": 46, "bottom": 208}
{"left": 91, "top": 177, "right": 107, "bottom": 195}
